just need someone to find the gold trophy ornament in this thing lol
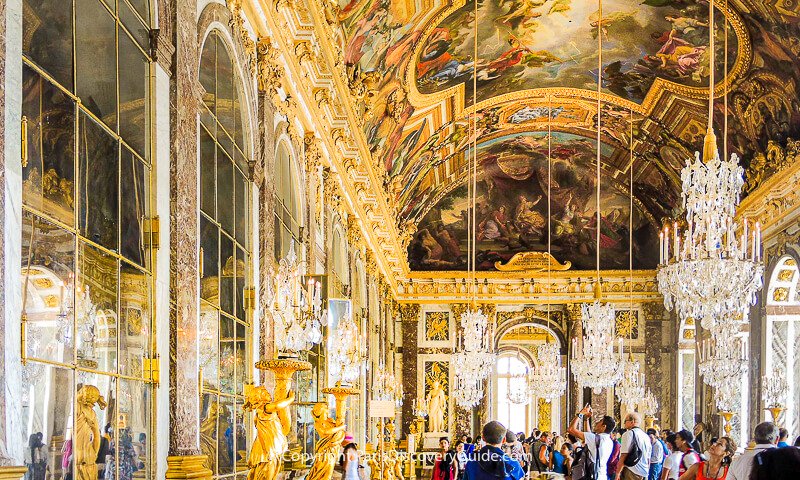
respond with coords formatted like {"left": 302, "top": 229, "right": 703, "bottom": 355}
{"left": 305, "top": 403, "right": 347, "bottom": 480}
{"left": 75, "top": 385, "right": 107, "bottom": 480}
{"left": 243, "top": 385, "right": 296, "bottom": 480}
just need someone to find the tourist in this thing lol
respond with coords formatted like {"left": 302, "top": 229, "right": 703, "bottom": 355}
{"left": 454, "top": 441, "right": 468, "bottom": 480}
{"left": 341, "top": 438, "right": 363, "bottom": 480}
{"left": 674, "top": 430, "right": 702, "bottom": 476}
{"left": 463, "top": 436, "right": 475, "bottom": 455}
{"left": 551, "top": 436, "right": 570, "bottom": 476}
{"left": 794, "top": 435, "right": 800, "bottom": 447}
{"left": 530, "top": 431, "right": 551, "bottom": 473}
{"left": 647, "top": 428, "right": 665, "bottom": 480}
{"left": 608, "top": 429, "right": 622, "bottom": 479}
{"left": 747, "top": 445, "right": 800, "bottom": 480}
{"left": 616, "top": 412, "right": 652, "bottom": 480}
{"left": 661, "top": 434, "right": 682, "bottom": 480}
{"left": 777, "top": 428, "right": 790, "bottom": 448}
{"left": 567, "top": 404, "right": 615, "bottom": 480}
{"left": 463, "top": 421, "right": 524, "bottom": 480}
{"left": 678, "top": 437, "right": 735, "bottom": 480}
{"left": 432, "top": 437, "right": 457, "bottom": 480}
{"left": 727, "top": 422, "right": 778, "bottom": 480}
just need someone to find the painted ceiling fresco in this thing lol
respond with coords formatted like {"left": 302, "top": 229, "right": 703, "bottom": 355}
{"left": 408, "top": 132, "right": 659, "bottom": 271}
{"left": 336, "top": 0, "right": 800, "bottom": 272}
{"left": 415, "top": 0, "right": 740, "bottom": 105}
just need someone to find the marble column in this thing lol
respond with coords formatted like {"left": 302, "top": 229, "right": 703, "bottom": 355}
{"left": 643, "top": 303, "right": 673, "bottom": 429}
{"left": 1, "top": 0, "right": 25, "bottom": 470}
{"left": 565, "top": 304, "right": 583, "bottom": 414}
{"left": 165, "top": 0, "right": 207, "bottom": 476}
{"left": 400, "top": 304, "right": 420, "bottom": 435}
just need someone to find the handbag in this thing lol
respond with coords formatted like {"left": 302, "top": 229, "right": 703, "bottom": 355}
{"left": 623, "top": 429, "right": 643, "bottom": 467}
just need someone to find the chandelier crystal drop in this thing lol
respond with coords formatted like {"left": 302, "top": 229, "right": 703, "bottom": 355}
{"left": 572, "top": 301, "right": 624, "bottom": 394}
{"left": 615, "top": 355, "right": 646, "bottom": 408}
{"left": 452, "top": 373, "right": 484, "bottom": 409}
{"left": 657, "top": 134, "right": 763, "bottom": 332}
{"left": 328, "top": 311, "right": 366, "bottom": 385}
{"left": 267, "top": 240, "right": 326, "bottom": 355}
{"left": 529, "top": 342, "right": 566, "bottom": 403}
{"left": 698, "top": 333, "right": 747, "bottom": 389}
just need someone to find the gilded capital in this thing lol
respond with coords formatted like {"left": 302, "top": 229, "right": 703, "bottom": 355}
{"left": 257, "top": 38, "right": 284, "bottom": 97}
{"left": 398, "top": 304, "right": 420, "bottom": 323}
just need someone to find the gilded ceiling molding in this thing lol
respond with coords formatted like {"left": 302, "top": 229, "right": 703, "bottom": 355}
{"left": 227, "top": 0, "right": 257, "bottom": 71}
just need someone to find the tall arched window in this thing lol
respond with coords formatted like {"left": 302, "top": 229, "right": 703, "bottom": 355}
{"left": 274, "top": 141, "right": 301, "bottom": 258}
{"left": 197, "top": 29, "right": 252, "bottom": 479}
{"left": 495, "top": 354, "right": 531, "bottom": 433}
{"left": 21, "top": 0, "right": 155, "bottom": 478}
{"left": 765, "top": 256, "right": 800, "bottom": 438}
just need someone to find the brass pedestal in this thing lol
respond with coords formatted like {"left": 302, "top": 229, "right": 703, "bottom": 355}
{"left": 165, "top": 455, "right": 213, "bottom": 479}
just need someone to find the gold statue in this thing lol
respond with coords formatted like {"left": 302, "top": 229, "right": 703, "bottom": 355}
{"left": 390, "top": 450, "right": 404, "bottom": 480}
{"left": 200, "top": 401, "right": 220, "bottom": 473}
{"left": 75, "top": 385, "right": 107, "bottom": 480}
{"left": 306, "top": 402, "right": 346, "bottom": 480}
{"left": 426, "top": 381, "right": 446, "bottom": 433}
{"left": 243, "top": 385, "right": 295, "bottom": 480}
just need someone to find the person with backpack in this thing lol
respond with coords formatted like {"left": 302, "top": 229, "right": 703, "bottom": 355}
{"left": 567, "top": 404, "right": 615, "bottom": 480}
{"left": 674, "top": 430, "right": 702, "bottom": 477}
{"left": 646, "top": 428, "right": 666, "bottom": 480}
{"left": 530, "top": 432, "right": 552, "bottom": 474}
{"left": 615, "top": 412, "right": 651, "bottom": 480}
{"left": 608, "top": 429, "right": 623, "bottom": 480}
{"left": 463, "top": 421, "right": 524, "bottom": 480}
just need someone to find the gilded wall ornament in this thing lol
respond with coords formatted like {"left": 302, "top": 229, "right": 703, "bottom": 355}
{"left": 615, "top": 310, "right": 639, "bottom": 339}
{"left": 424, "top": 311, "right": 450, "bottom": 342}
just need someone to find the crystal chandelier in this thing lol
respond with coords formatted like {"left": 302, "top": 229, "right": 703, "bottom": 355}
{"left": 452, "top": 374, "right": 483, "bottom": 409}
{"left": 452, "top": 306, "right": 496, "bottom": 408}
{"left": 615, "top": 355, "right": 645, "bottom": 408}
{"left": 529, "top": 342, "right": 566, "bottom": 403}
{"left": 639, "top": 389, "right": 659, "bottom": 418}
{"left": 762, "top": 374, "right": 788, "bottom": 409}
{"left": 572, "top": 301, "right": 624, "bottom": 394}
{"left": 412, "top": 396, "right": 428, "bottom": 417}
{"left": 373, "top": 362, "right": 404, "bottom": 408}
{"left": 657, "top": 0, "right": 763, "bottom": 333}
{"left": 713, "top": 374, "right": 740, "bottom": 412}
{"left": 698, "top": 333, "right": 746, "bottom": 389}
{"left": 328, "top": 310, "right": 366, "bottom": 385}
{"left": 267, "top": 241, "right": 325, "bottom": 355}
{"left": 507, "top": 358, "right": 530, "bottom": 405}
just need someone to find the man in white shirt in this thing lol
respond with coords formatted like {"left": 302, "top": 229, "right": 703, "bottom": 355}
{"left": 567, "top": 405, "right": 615, "bottom": 479}
{"left": 616, "top": 412, "right": 651, "bottom": 480}
{"left": 646, "top": 428, "right": 664, "bottom": 480}
{"left": 728, "top": 422, "right": 779, "bottom": 480}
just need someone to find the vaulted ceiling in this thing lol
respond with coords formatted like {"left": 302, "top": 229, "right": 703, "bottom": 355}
{"left": 331, "top": 0, "right": 800, "bottom": 272}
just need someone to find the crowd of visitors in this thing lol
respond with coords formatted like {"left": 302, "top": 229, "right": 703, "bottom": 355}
{"left": 428, "top": 410, "right": 800, "bottom": 480}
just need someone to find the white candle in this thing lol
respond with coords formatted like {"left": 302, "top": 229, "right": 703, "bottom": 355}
{"left": 659, "top": 232, "right": 664, "bottom": 264}
{"left": 665, "top": 226, "right": 670, "bottom": 261}
{"left": 673, "top": 222, "right": 679, "bottom": 257}
{"left": 743, "top": 220, "right": 748, "bottom": 259}
{"left": 756, "top": 223, "right": 761, "bottom": 260}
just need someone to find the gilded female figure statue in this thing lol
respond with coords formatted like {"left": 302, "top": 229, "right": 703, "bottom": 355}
{"left": 244, "top": 386, "right": 295, "bottom": 480}
{"left": 75, "top": 385, "right": 107, "bottom": 480}
{"left": 426, "top": 381, "right": 446, "bottom": 433}
{"left": 306, "top": 403, "right": 346, "bottom": 480}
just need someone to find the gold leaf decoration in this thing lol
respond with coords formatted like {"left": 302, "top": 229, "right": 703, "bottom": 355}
{"left": 615, "top": 310, "right": 639, "bottom": 339}
{"left": 425, "top": 311, "right": 449, "bottom": 341}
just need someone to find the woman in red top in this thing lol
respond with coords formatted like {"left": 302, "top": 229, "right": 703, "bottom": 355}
{"left": 679, "top": 437, "right": 736, "bottom": 480}
{"left": 432, "top": 437, "right": 457, "bottom": 480}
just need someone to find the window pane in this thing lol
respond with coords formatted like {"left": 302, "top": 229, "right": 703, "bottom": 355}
{"left": 216, "top": 42, "right": 235, "bottom": 139}
{"left": 78, "top": 113, "right": 119, "bottom": 251}
{"left": 76, "top": 0, "right": 117, "bottom": 130}
{"left": 77, "top": 241, "right": 119, "bottom": 373}
{"left": 118, "top": 29, "right": 149, "bottom": 158}
{"left": 234, "top": 167, "right": 247, "bottom": 246}
{"left": 220, "top": 234, "right": 235, "bottom": 316}
{"left": 22, "top": 212, "right": 76, "bottom": 364}
{"left": 200, "top": 216, "right": 220, "bottom": 305}
{"left": 23, "top": 0, "right": 74, "bottom": 90}
{"left": 218, "top": 396, "right": 234, "bottom": 475}
{"left": 119, "top": 263, "right": 151, "bottom": 378}
{"left": 219, "top": 315, "right": 235, "bottom": 394}
{"left": 120, "top": 149, "right": 149, "bottom": 267}
{"left": 200, "top": 125, "right": 216, "bottom": 218}
{"left": 200, "top": 393, "right": 220, "bottom": 475}
{"left": 200, "top": 307, "right": 220, "bottom": 391}
{"left": 235, "top": 321, "right": 246, "bottom": 394}
{"left": 199, "top": 35, "right": 216, "bottom": 115}
{"left": 120, "top": 1, "right": 150, "bottom": 50}
{"left": 234, "top": 400, "right": 247, "bottom": 472}
{"left": 217, "top": 148, "right": 234, "bottom": 235}
{"left": 22, "top": 66, "right": 76, "bottom": 225}
{"left": 117, "top": 377, "right": 151, "bottom": 479}
{"left": 235, "top": 246, "right": 246, "bottom": 322}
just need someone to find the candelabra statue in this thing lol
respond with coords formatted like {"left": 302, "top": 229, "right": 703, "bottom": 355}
{"left": 75, "top": 385, "right": 107, "bottom": 480}
{"left": 243, "top": 385, "right": 295, "bottom": 480}
{"left": 306, "top": 403, "right": 347, "bottom": 480}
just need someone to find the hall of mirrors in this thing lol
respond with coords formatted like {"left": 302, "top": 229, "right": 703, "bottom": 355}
{"left": 1, "top": 1, "right": 800, "bottom": 479}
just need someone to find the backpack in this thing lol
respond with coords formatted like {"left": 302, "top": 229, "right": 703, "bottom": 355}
{"left": 679, "top": 450, "right": 701, "bottom": 475}
{"left": 572, "top": 435, "right": 601, "bottom": 480}
{"left": 623, "top": 428, "right": 643, "bottom": 467}
{"left": 606, "top": 441, "right": 621, "bottom": 474}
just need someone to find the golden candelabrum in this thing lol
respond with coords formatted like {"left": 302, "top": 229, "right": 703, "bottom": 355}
{"left": 245, "top": 358, "right": 311, "bottom": 480}
{"left": 369, "top": 420, "right": 404, "bottom": 480}
{"left": 766, "top": 407, "right": 785, "bottom": 426}
{"left": 305, "top": 385, "right": 359, "bottom": 480}
{"left": 719, "top": 411, "right": 735, "bottom": 436}
{"left": 644, "top": 415, "right": 657, "bottom": 430}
